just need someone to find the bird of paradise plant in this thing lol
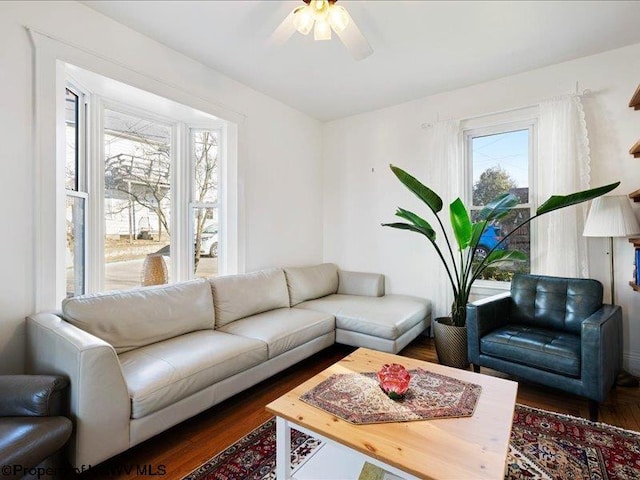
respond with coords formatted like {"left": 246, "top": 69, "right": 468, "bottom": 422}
{"left": 383, "top": 164, "right": 619, "bottom": 327}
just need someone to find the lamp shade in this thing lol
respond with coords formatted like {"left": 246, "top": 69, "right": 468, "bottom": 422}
{"left": 583, "top": 195, "right": 640, "bottom": 237}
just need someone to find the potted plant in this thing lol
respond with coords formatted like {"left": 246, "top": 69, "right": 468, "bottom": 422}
{"left": 383, "top": 164, "right": 619, "bottom": 368}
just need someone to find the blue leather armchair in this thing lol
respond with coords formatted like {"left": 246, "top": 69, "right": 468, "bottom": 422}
{"left": 467, "top": 274, "right": 622, "bottom": 421}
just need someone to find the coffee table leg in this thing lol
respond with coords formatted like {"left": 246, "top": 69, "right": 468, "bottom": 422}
{"left": 276, "top": 416, "right": 292, "bottom": 479}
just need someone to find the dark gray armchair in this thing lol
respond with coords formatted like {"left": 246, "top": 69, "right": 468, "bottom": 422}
{"left": 467, "top": 274, "right": 622, "bottom": 421}
{"left": 0, "top": 376, "right": 72, "bottom": 479}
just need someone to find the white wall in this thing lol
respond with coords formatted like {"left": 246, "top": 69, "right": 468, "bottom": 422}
{"left": 323, "top": 42, "right": 640, "bottom": 373}
{"left": 0, "top": 1, "right": 323, "bottom": 373}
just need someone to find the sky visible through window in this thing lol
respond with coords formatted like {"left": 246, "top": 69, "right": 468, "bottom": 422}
{"left": 472, "top": 129, "right": 528, "bottom": 187}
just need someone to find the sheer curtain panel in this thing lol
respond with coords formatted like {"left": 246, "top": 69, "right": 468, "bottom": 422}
{"left": 536, "top": 95, "right": 591, "bottom": 277}
{"left": 423, "top": 120, "right": 462, "bottom": 319}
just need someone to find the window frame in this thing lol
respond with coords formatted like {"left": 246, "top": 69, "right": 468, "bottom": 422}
{"left": 98, "top": 99, "right": 177, "bottom": 292}
{"left": 64, "top": 82, "right": 89, "bottom": 296}
{"left": 188, "top": 126, "right": 224, "bottom": 277}
{"left": 64, "top": 87, "right": 80, "bottom": 192}
{"left": 462, "top": 114, "right": 538, "bottom": 292}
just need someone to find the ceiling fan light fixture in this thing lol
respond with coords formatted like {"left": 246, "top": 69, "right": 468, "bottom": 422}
{"left": 314, "top": 18, "right": 332, "bottom": 40}
{"left": 328, "top": 5, "right": 349, "bottom": 32}
{"left": 293, "top": 5, "right": 315, "bottom": 35}
{"left": 273, "top": 0, "right": 373, "bottom": 60}
{"left": 312, "top": 0, "right": 328, "bottom": 14}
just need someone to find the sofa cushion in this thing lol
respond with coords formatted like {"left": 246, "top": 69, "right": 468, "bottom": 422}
{"left": 295, "top": 294, "right": 431, "bottom": 340}
{"left": 284, "top": 263, "right": 339, "bottom": 306}
{"left": 337, "top": 270, "right": 385, "bottom": 297}
{"left": 62, "top": 279, "right": 214, "bottom": 353}
{"left": 119, "top": 330, "right": 267, "bottom": 419}
{"left": 217, "top": 308, "right": 335, "bottom": 359}
{"left": 210, "top": 268, "right": 290, "bottom": 327}
{"left": 480, "top": 325, "right": 581, "bottom": 377}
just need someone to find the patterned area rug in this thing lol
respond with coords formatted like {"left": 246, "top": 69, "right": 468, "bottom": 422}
{"left": 183, "top": 405, "right": 640, "bottom": 480}
{"left": 300, "top": 369, "right": 482, "bottom": 423}
{"left": 508, "top": 405, "right": 640, "bottom": 479}
{"left": 182, "top": 419, "right": 322, "bottom": 480}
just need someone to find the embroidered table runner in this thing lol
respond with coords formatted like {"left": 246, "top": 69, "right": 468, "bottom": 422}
{"left": 300, "top": 368, "right": 481, "bottom": 424}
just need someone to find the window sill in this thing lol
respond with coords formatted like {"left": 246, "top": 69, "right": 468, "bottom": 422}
{"left": 470, "top": 280, "right": 510, "bottom": 301}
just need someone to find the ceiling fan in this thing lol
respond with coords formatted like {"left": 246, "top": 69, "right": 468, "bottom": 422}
{"left": 272, "top": 0, "right": 373, "bottom": 61}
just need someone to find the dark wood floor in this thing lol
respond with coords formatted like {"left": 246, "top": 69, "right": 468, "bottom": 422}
{"left": 77, "top": 338, "right": 640, "bottom": 479}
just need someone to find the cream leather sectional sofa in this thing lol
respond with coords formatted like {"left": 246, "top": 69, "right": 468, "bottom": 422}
{"left": 26, "top": 263, "right": 431, "bottom": 468}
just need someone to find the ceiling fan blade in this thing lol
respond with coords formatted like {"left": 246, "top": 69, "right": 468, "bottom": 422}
{"left": 270, "top": 8, "right": 298, "bottom": 46}
{"left": 334, "top": 10, "right": 373, "bottom": 61}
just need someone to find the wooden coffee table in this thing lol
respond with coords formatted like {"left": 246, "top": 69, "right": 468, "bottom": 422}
{"left": 266, "top": 347, "right": 518, "bottom": 480}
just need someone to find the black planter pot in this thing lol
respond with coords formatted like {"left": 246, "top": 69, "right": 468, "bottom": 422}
{"left": 433, "top": 317, "right": 470, "bottom": 369}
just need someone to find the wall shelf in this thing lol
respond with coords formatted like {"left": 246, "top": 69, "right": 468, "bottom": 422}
{"left": 630, "top": 83, "right": 640, "bottom": 110}
{"left": 630, "top": 85, "right": 640, "bottom": 163}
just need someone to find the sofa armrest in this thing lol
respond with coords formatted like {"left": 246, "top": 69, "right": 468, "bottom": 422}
{"left": 26, "top": 312, "right": 131, "bottom": 469}
{"left": 337, "top": 270, "right": 385, "bottom": 297}
{"left": 466, "top": 292, "right": 512, "bottom": 363}
{"left": 0, "top": 375, "right": 68, "bottom": 417}
{"left": 581, "top": 304, "right": 622, "bottom": 400}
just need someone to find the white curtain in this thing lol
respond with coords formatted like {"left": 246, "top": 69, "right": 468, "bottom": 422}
{"left": 423, "top": 120, "right": 461, "bottom": 319}
{"left": 535, "top": 95, "right": 591, "bottom": 277}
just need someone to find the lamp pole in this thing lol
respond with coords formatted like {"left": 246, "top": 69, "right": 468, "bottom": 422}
{"left": 609, "top": 237, "right": 615, "bottom": 304}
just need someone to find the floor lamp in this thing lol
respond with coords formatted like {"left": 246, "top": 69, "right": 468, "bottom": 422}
{"left": 583, "top": 195, "right": 640, "bottom": 386}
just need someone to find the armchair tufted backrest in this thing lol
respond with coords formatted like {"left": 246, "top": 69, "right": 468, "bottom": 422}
{"left": 509, "top": 274, "right": 603, "bottom": 334}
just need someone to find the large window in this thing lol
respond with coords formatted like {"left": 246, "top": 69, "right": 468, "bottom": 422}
{"left": 61, "top": 69, "right": 231, "bottom": 297}
{"left": 465, "top": 122, "right": 536, "bottom": 282}
{"left": 33, "top": 38, "right": 241, "bottom": 309}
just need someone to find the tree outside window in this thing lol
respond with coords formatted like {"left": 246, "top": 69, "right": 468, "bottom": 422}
{"left": 468, "top": 127, "right": 533, "bottom": 281}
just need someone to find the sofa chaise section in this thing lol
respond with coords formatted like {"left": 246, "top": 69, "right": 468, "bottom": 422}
{"left": 286, "top": 264, "right": 432, "bottom": 353}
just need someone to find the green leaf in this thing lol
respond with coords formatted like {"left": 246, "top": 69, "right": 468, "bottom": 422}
{"left": 470, "top": 221, "right": 488, "bottom": 249}
{"left": 390, "top": 165, "right": 443, "bottom": 213}
{"left": 450, "top": 198, "right": 472, "bottom": 250}
{"left": 394, "top": 208, "right": 436, "bottom": 240}
{"left": 537, "top": 182, "right": 620, "bottom": 215}
{"left": 382, "top": 222, "right": 436, "bottom": 241}
{"left": 478, "top": 193, "right": 519, "bottom": 221}
{"left": 484, "top": 250, "right": 527, "bottom": 268}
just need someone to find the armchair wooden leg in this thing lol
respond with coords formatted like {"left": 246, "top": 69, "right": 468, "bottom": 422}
{"left": 471, "top": 364, "right": 480, "bottom": 373}
{"left": 588, "top": 400, "right": 599, "bottom": 422}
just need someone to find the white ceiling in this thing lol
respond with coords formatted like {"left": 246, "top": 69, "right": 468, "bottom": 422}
{"left": 84, "top": 1, "right": 640, "bottom": 121}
